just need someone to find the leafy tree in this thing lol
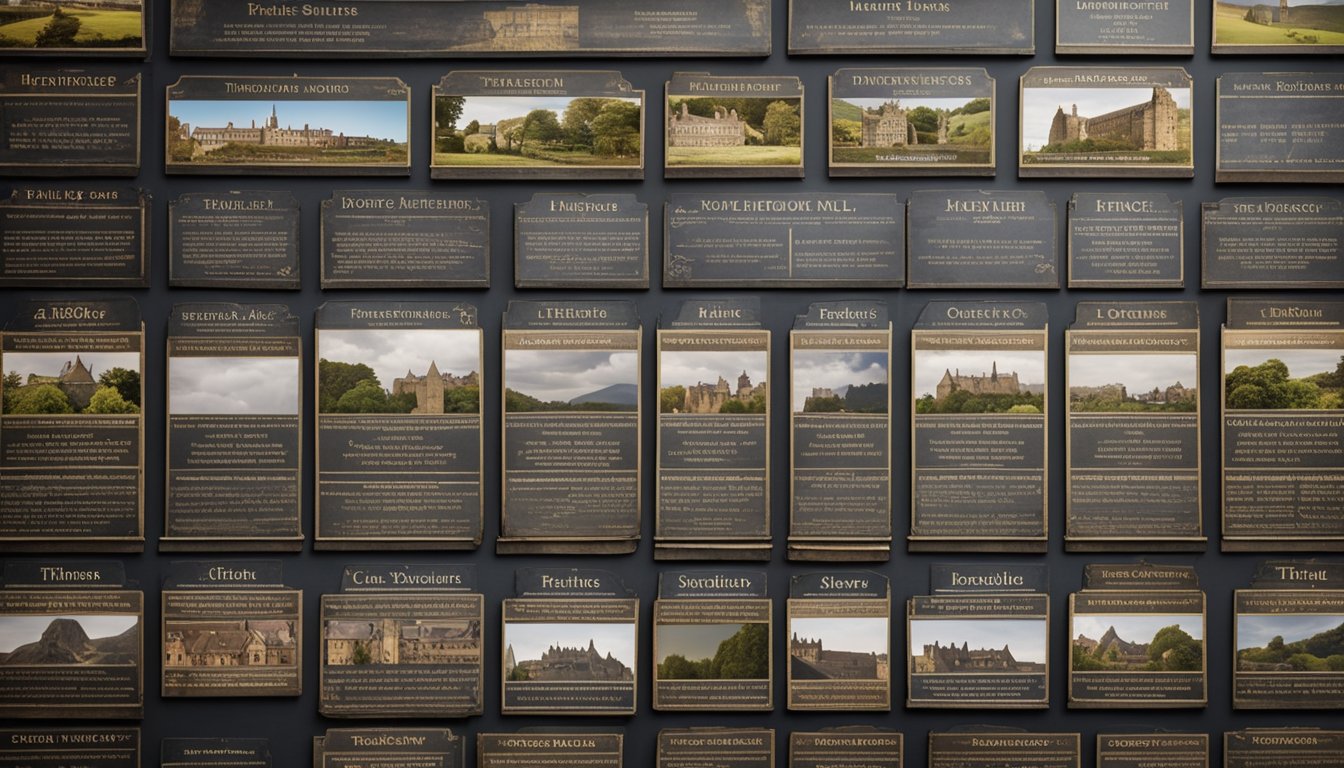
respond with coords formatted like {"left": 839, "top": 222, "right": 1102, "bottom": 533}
{"left": 1006, "top": 403, "right": 1042, "bottom": 414}
{"left": 508, "top": 666, "right": 530, "bottom": 681}
{"left": 803, "top": 395, "right": 843, "bottom": 413}
{"left": 2, "top": 371, "right": 22, "bottom": 413}
{"left": 1225, "top": 358, "right": 1321, "bottom": 410}
{"left": 351, "top": 643, "right": 372, "bottom": 665}
{"left": 907, "top": 106, "right": 940, "bottom": 133}
{"left": 434, "top": 95, "right": 464, "bottom": 137}
{"left": 9, "top": 384, "right": 74, "bottom": 414}
{"left": 86, "top": 386, "right": 139, "bottom": 414}
{"left": 832, "top": 118, "right": 861, "bottom": 145}
{"left": 517, "top": 109, "right": 563, "bottom": 154}
{"left": 98, "top": 367, "right": 140, "bottom": 407}
{"left": 590, "top": 101, "right": 640, "bottom": 157}
{"left": 332, "top": 379, "right": 391, "bottom": 414}
{"left": 660, "top": 385, "right": 686, "bottom": 414}
{"left": 561, "top": 97, "right": 611, "bottom": 149}
{"left": 959, "top": 97, "right": 991, "bottom": 115}
{"left": 1072, "top": 644, "right": 1106, "bottom": 671}
{"left": 762, "top": 100, "right": 801, "bottom": 146}
{"left": 1328, "top": 654, "right": 1344, "bottom": 671}
{"left": 443, "top": 386, "right": 480, "bottom": 414}
{"left": 167, "top": 116, "right": 195, "bottom": 162}
{"left": 35, "top": 8, "right": 81, "bottom": 48}
{"left": 1148, "top": 625, "right": 1202, "bottom": 672}
{"left": 713, "top": 624, "right": 768, "bottom": 679}
{"left": 464, "top": 120, "right": 480, "bottom": 136}
{"left": 319, "top": 359, "right": 380, "bottom": 413}
{"left": 1269, "top": 635, "right": 1285, "bottom": 652}
{"left": 657, "top": 653, "right": 702, "bottom": 680}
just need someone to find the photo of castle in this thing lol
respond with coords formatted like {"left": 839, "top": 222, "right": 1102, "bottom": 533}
{"left": 1021, "top": 84, "right": 1191, "bottom": 166}
{"left": 1215, "top": 0, "right": 1344, "bottom": 48}
{"left": 503, "top": 622, "right": 635, "bottom": 682}
{"left": 163, "top": 620, "right": 296, "bottom": 668}
{"left": 789, "top": 617, "right": 889, "bottom": 681}
{"left": 324, "top": 619, "right": 480, "bottom": 666}
{"left": 792, "top": 350, "right": 888, "bottom": 414}
{"left": 665, "top": 94, "right": 801, "bottom": 168}
{"left": 317, "top": 329, "right": 480, "bottom": 416}
{"left": 831, "top": 96, "right": 992, "bottom": 166}
{"left": 914, "top": 350, "right": 1045, "bottom": 415}
{"left": 0, "top": 615, "right": 139, "bottom": 666}
{"left": 433, "top": 94, "right": 642, "bottom": 169}
{"left": 1072, "top": 615, "right": 1204, "bottom": 672}
{"left": 1236, "top": 614, "right": 1344, "bottom": 672}
{"left": 504, "top": 349, "right": 638, "bottom": 413}
{"left": 169, "top": 357, "right": 299, "bottom": 415}
{"left": 168, "top": 101, "right": 408, "bottom": 167}
{"left": 2, "top": 351, "right": 141, "bottom": 415}
{"left": 1069, "top": 352, "right": 1197, "bottom": 413}
{"left": 910, "top": 619, "right": 1048, "bottom": 674}
{"left": 1224, "top": 349, "right": 1343, "bottom": 411}
{"left": 660, "top": 350, "right": 767, "bottom": 414}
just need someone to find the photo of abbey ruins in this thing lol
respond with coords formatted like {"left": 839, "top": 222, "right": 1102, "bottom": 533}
{"left": 831, "top": 96, "right": 991, "bottom": 166}
{"left": 2, "top": 351, "right": 140, "bottom": 415}
{"left": 1069, "top": 352, "right": 1197, "bottom": 413}
{"left": 1224, "top": 349, "right": 1343, "bottom": 410}
{"left": 325, "top": 619, "right": 481, "bottom": 666}
{"left": 655, "top": 622, "right": 769, "bottom": 681}
{"left": 910, "top": 619, "right": 1048, "bottom": 675}
{"left": 913, "top": 349, "right": 1044, "bottom": 414}
{"left": 1020, "top": 83, "right": 1191, "bottom": 167}
{"left": 318, "top": 329, "right": 480, "bottom": 415}
{"left": 1236, "top": 613, "right": 1344, "bottom": 673}
{"left": 434, "top": 94, "right": 641, "bottom": 168}
{"left": 167, "top": 99, "right": 408, "bottom": 167}
{"left": 503, "top": 622, "right": 635, "bottom": 682}
{"left": 0, "top": 0, "right": 142, "bottom": 52}
{"left": 666, "top": 93, "right": 801, "bottom": 168}
{"left": 0, "top": 614, "right": 138, "bottom": 666}
{"left": 504, "top": 349, "right": 637, "bottom": 413}
{"left": 792, "top": 350, "right": 888, "bottom": 414}
{"left": 1072, "top": 615, "right": 1204, "bottom": 672}
{"left": 660, "top": 350, "right": 767, "bottom": 414}
{"left": 1215, "top": 0, "right": 1344, "bottom": 48}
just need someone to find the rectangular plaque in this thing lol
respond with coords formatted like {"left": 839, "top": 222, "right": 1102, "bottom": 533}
{"left": 0, "top": 562, "right": 142, "bottom": 718}
{"left": 910, "top": 301, "right": 1049, "bottom": 552}
{"left": 907, "top": 190, "right": 1058, "bottom": 289}
{"left": 1056, "top": 0, "right": 1194, "bottom": 53}
{"left": 476, "top": 731, "right": 623, "bottom": 768}
{"left": 514, "top": 194, "right": 648, "bottom": 288}
{"left": 658, "top": 728, "right": 774, "bottom": 768}
{"left": 789, "top": 302, "right": 893, "bottom": 561}
{"left": 501, "top": 569, "right": 638, "bottom": 715}
{"left": 1225, "top": 729, "right": 1344, "bottom": 768}
{"left": 1069, "top": 563, "right": 1207, "bottom": 708}
{"left": 908, "top": 564, "right": 1050, "bottom": 708}
{"left": 656, "top": 300, "right": 771, "bottom": 560}
{"left": 499, "top": 301, "right": 641, "bottom": 555}
{"left": 1066, "top": 302, "right": 1204, "bottom": 550}
{"left": 664, "top": 194, "right": 904, "bottom": 288}
{"left": 1234, "top": 561, "right": 1344, "bottom": 709}
{"left": 652, "top": 570, "right": 771, "bottom": 711}
{"left": 928, "top": 731, "right": 1080, "bottom": 768}
{"left": 161, "top": 561, "right": 301, "bottom": 698}
{"left": 1068, "top": 193, "right": 1183, "bottom": 288}
{"left": 162, "top": 304, "right": 302, "bottom": 552}
{"left": 315, "top": 728, "right": 462, "bottom": 768}
{"left": 321, "top": 191, "right": 488, "bottom": 289}
{"left": 1020, "top": 67, "right": 1193, "bottom": 178}
{"left": 828, "top": 68, "right": 995, "bottom": 177}
{"left": 315, "top": 302, "right": 482, "bottom": 550}
{"left": 165, "top": 76, "right": 410, "bottom": 177}
{"left": 789, "top": 0, "right": 1034, "bottom": 54}
{"left": 1, "top": 69, "right": 140, "bottom": 177}
{"left": 1217, "top": 72, "right": 1344, "bottom": 183}
{"left": 665, "top": 73, "right": 803, "bottom": 178}
{"left": 1221, "top": 299, "right": 1344, "bottom": 551}
{"left": 1, "top": 187, "right": 148, "bottom": 288}
{"left": 1096, "top": 733, "right": 1208, "bottom": 768}
{"left": 787, "top": 572, "right": 891, "bottom": 711}
{"left": 170, "top": 1, "right": 769, "bottom": 58}
{"left": 431, "top": 71, "right": 643, "bottom": 181}
{"left": 169, "top": 192, "right": 300, "bottom": 289}
{"left": 1, "top": 298, "right": 144, "bottom": 552}
{"left": 790, "top": 728, "right": 902, "bottom": 768}
{"left": 162, "top": 738, "right": 269, "bottom": 768}
{"left": 1202, "top": 197, "right": 1344, "bottom": 288}
{"left": 1214, "top": 0, "right": 1344, "bottom": 54}
{"left": 320, "top": 565, "right": 483, "bottom": 718}
{"left": 0, "top": 727, "right": 139, "bottom": 767}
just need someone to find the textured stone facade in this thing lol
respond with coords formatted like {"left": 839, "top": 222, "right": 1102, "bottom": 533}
{"left": 1047, "top": 87, "right": 1179, "bottom": 151}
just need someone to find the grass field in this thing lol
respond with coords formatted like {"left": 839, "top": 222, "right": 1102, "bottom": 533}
{"left": 434, "top": 149, "right": 639, "bottom": 167}
{"left": 184, "top": 143, "right": 407, "bottom": 165}
{"left": 1021, "top": 149, "right": 1191, "bottom": 165}
{"left": 1214, "top": 2, "right": 1344, "bottom": 45}
{"left": 0, "top": 9, "right": 142, "bottom": 46}
{"left": 667, "top": 145, "right": 801, "bottom": 167}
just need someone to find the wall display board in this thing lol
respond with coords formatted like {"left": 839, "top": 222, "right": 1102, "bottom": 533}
{"left": 0, "top": 186, "right": 149, "bottom": 288}
{"left": 168, "top": 192, "right": 301, "bottom": 289}
{"left": 313, "top": 728, "right": 462, "bottom": 768}
{"left": 1096, "top": 732, "right": 1208, "bottom": 768}
{"left": 1232, "top": 561, "right": 1344, "bottom": 709}
{"left": 790, "top": 728, "right": 902, "bottom": 768}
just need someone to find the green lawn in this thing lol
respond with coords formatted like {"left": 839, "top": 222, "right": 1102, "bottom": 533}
{"left": 186, "top": 143, "right": 407, "bottom": 165}
{"left": 947, "top": 109, "right": 991, "bottom": 142}
{"left": 1214, "top": 2, "right": 1344, "bottom": 45}
{"left": 434, "top": 150, "right": 639, "bottom": 167}
{"left": 0, "top": 9, "right": 142, "bottom": 46}
{"left": 667, "top": 145, "right": 801, "bottom": 167}
{"left": 1022, "top": 149, "right": 1191, "bottom": 165}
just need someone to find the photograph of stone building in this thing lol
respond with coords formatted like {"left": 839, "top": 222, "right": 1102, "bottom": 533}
{"left": 665, "top": 92, "right": 801, "bottom": 169}
{"left": 1072, "top": 615, "right": 1204, "bottom": 672}
{"left": 1215, "top": 0, "right": 1344, "bottom": 49}
{"left": 830, "top": 96, "right": 992, "bottom": 167}
{"left": 317, "top": 329, "right": 480, "bottom": 416}
{"left": 503, "top": 622, "right": 635, "bottom": 682}
{"left": 1069, "top": 352, "right": 1198, "bottom": 412}
{"left": 660, "top": 350, "right": 767, "bottom": 414}
{"left": 168, "top": 357, "right": 299, "bottom": 415}
{"left": 324, "top": 619, "right": 480, "bottom": 666}
{"left": 1021, "top": 82, "right": 1191, "bottom": 167}
{"left": 168, "top": 100, "right": 408, "bottom": 167}
{"left": 792, "top": 350, "right": 888, "bottom": 414}
{"left": 909, "top": 619, "right": 1048, "bottom": 674}
{"left": 789, "top": 618, "right": 889, "bottom": 681}
{"left": 1046, "top": 88, "right": 1179, "bottom": 152}
{"left": 0, "top": 614, "right": 139, "bottom": 667}
{"left": 914, "top": 349, "right": 1045, "bottom": 415}
{"left": 2, "top": 351, "right": 141, "bottom": 415}
{"left": 163, "top": 620, "right": 296, "bottom": 668}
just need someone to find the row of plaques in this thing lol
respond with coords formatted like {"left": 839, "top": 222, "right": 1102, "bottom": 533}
{"left": 4, "top": 188, "right": 1343, "bottom": 291}
{"left": 12, "top": 0, "right": 1344, "bottom": 58}
{"left": 1, "top": 561, "right": 1339, "bottom": 718}
{"left": 2, "top": 297, "right": 1341, "bottom": 555}
{"left": 4, "top": 70, "right": 1343, "bottom": 182}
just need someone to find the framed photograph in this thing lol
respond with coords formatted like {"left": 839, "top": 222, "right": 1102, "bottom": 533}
{"left": 1, "top": 187, "right": 148, "bottom": 288}
{"left": 665, "top": 73, "right": 803, "bottom": 178}
{"left": 0, "top": 0, "right": 145, "bottom": 57}
{"left": 1234, "top": 561, "right": 1344, "bottom": 709}
{"left": 1213, "top": 0, "right": 1344, "bottom": 53}
{"left": 786, "top": 572, "right": 890, "bottom": 711}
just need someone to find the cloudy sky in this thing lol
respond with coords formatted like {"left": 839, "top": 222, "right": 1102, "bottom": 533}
{"left": 505, "top": 621, "right": 636, "bottom": 668}
{"left": 171, "top": 100, "right": 407, "bottom": 143}
{"left": 1238, "top": 614, "right": 1344, "bottom": 650}
{"left": 910, "top": 619, "right": 1048, "bottom": 663}
{"left": 791, "top": 616, "right": 887, "bottom": 657}
{"left": 170, "top": 357, "right": 298, "bottom": 415}
{"left": 913, "top": 349, "right": 1044, "bottom": 399}
{"left": 1074, "top": 614, "right": 1204, "bottom": 644}
{"left": 792, "top": 350, "right": 887, "bottom": 411}
{"left": 319, "top": 329, "right": 479, "bottom": 393}
{"left": 660, "top": 350, "right": 768, "bottom": 392}
{"left": 656, "top": 623, "right": 753, "bottom": 664}
{"left": 3, "top": 351, "right": 139, "bottom": 381}
{"left": 0, "top": 614, "right": 138, "bottom": 653}
{"left": 1069, "top": 352, "right": 1197, "bottom": 392}
{"left": 840, "top": 97, "right": 977, "bottom": 112}
{"left": 1022, "top": 87, "right": 1191, "bottom": 150}
{"left": 459, "top": 96, "right": 640, "bottom": 127}
{"left": 505, "top": 349, "right": 637, "bottom": 403}
{"left": 1225, "top": 348, "right": 1340, "bottom": 379}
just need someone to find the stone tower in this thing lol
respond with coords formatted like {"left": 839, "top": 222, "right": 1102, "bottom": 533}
{"left": 1281, "top": 0, "right": 1289, "bottom": 21}
{"left": 266, "top": 105, "right": 279, "bottom": 130}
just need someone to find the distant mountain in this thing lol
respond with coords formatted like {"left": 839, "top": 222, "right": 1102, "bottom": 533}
{"left": 1, "top": 618, "right": 138, "bottom": 666}
{"left": 570, "top": 383, "right": 638, "bottom": 407}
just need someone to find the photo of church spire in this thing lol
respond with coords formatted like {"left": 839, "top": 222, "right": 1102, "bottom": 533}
{"left": 914, "top": 349, "right": 1044, "bottom": 415}
{"left": 168, "top": 99, "right": 409, "bottom": 166}
{"left": 2, "top": 351, "right": 141, "bottom": 415}
{"left": 317, "top": 329, "right": 480, "bottom": 415}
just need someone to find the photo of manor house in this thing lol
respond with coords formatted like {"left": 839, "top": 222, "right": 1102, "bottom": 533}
{"left": 433, "top": 94, "right": 642, "bottom": 169}
{"left": 503, "top": 622, "right": 635, "bottom": 682}
{"left": 179, "top": 105, "right": 386, "bottom": 155}
{"left": 910, "top": 619, "right": 1048, "bottom": 674}
{"left": 789, "top": 618, "right": 889, "bottom": 681}
{"left": 1021, "top": 82, "right": 1192, "bottom": 166}
{"left": 2, "top": 351, "right": 141, "bottom": 415}
{"left": 1047, "top": 88, "right": 1179, "bottom": 152}
{"left": 660, "top": 350, "right": 768, "bottom": 414}
{"left": 163, "top": 620, "right": 296, "bottom": 668}
{"left": 665, "top": 92, "right": 801, "bottom": 169}
{"left": 392, "top": 363, "right": 479, "bottom": 415}
{"left": 324, "top": 619, "right": 480, "bottom": 666}
{"left": 914, "top": 350, "right": 1045, "bottom": 415}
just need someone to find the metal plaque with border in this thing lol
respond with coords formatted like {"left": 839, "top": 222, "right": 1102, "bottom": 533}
{"left": 790, "top": 728, "right": 902, "bottom": 768}
{"left": 321, "top": 191, "right": 488, "bottom": 289}
{"left": 162, "top": 738, "right": 269, "bottom": 768}
{"left": 786, "top": 572, "right": 891, "bottom": 711}
{"left": 907, "top": 190, "right": 1057, "bottom": 289}
{"left": 1056, "top": 0, "right": 1194, "bottom": 54}
{"left": 514, "top": 194, "right": 648, "bottom": 289}
{"left": 657, "top": 728, "right": 774, "bottom": 768}
{"left": 927, "top": 730, "right": 1081, "bottom": 768}
{"left": 1201, "top": 197, "right": 1344, "bottom": 289}
{"left": 1, "top": 186, "right": 149, "bottom": 288}
{"left": 0, "top": 69, "right": 140, "bottom": 177}
{"left": 0, "top": 727, "right": 140, "bottom": 767}
{"left": 168, "top": 191, "right": 300, "bottom": 289}
{"left": 1216, "top": 72, "right": 1344, "bottom": 183}
{"left": 314, "top": 728, "right": 462, "bottom": 768}
{"left": 665, "top": 73, "right": 803, "bottom": 179}
{"left": 476, "top": 731, "right": 623, "bottom": 768}
{"left": 1234, "top": 561, "right": 1344, "bottom": 709}
{"left": 1224, "top": 729, "right": 1344, "bottom": 768}
{"left": 1096, "top": 732, "right": 1208, "bottom": 768}
{"left": 1068, "top": 193, "right": 1184, "bottom": 288}
{"left": 788, "top": 0, "right": 1035, "bottom": 54}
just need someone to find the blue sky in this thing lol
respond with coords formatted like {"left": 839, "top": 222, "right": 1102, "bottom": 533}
{"left": 1074, "top": 615, "right": 1204, "bottom": 644}
{"left": 171, "top": 100, "right": 407, "bottom": 143}
{"left": 1238, "top": 614, "right": 1344, "bottom": 649}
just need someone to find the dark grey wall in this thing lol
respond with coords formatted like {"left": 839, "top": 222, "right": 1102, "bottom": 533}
{"left": 3, "top": 0, "right": 1342, "bottom": 765}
